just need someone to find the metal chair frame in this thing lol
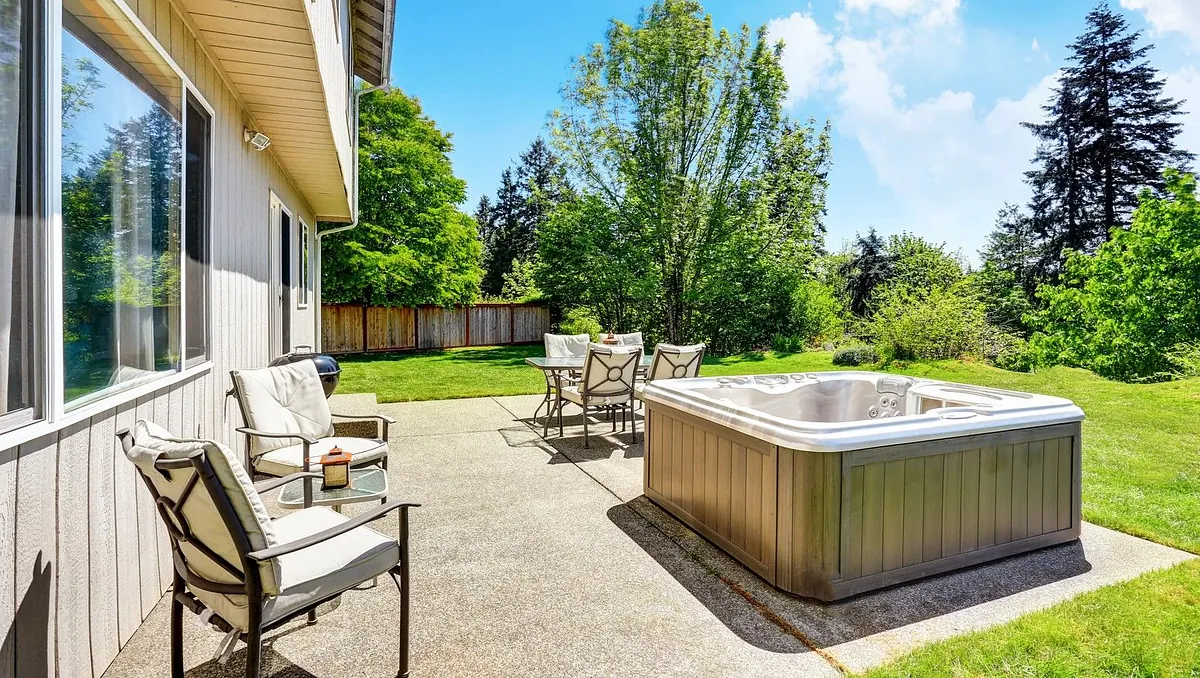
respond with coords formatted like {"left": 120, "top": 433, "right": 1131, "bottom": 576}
{"left": 228, "top": 373, "right": 395, "bottom": 507}
{"left": 118, "top": 429, "right": 418, "bottom": 678}
{"left": 556, "top": 347, "right": 642, "bottom": 447}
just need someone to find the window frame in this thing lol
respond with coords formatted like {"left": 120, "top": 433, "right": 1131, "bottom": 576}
{"left": 0, "top": 0, "right": 49, "bottom": 436}
{"left": 297, "top": 219, "right": 310, "bottom": 309}
{"left": 183, "top": 86, "right": 215, "bottom": 368}
{"left": 0, "top": 0, "right": 215, "bottom": 447}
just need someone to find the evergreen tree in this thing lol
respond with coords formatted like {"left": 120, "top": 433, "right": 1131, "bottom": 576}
{"left": 975, "top": 204, "right": 1042, "bottom": 333}
{"left": 479, "top": 138, "right": 573, "bottom": 295}
{"left": 840, "top": 227, "right": 894, "bottom": 317}
{"left": 1023, "top": 2, "right": 1192, "bottom": 271}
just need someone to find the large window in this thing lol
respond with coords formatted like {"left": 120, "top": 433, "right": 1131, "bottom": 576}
{"left": 61, "top": 0, "right": 183, "bottom": 406}
{"left": 0, "top": 0, "right": 46, "bottom": 432}
{"left": 184, "top": 93, "right": 210, "bottom": 364}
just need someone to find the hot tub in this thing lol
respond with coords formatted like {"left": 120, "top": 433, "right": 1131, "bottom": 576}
{"left": 639, "top": 371, "right": 1084, "bottom": 600}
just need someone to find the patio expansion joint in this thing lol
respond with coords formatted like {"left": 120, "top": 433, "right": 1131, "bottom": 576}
{"left": 495, "top": 395, "right": 851, "bottom": 675}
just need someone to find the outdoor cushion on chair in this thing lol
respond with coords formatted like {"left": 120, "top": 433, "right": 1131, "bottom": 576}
{"left": 231, "top": 361, "right": 334, "bottom": 458}
{"left": 254, "top": 436, "right": 388, "bottom": 477}
{"left": 254, "top": 507, "right": 399, "bottom": 628}
{"left": 559, "top": 387, "right": 629, "bottom": 407}
{"left": 126, "top": 422, "right": 401, "bottom": 631}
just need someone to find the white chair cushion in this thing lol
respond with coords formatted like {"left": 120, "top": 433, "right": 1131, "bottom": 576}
{"left": 544, "top": 333, "right": 590, "bottom": 358}
{"left": 125, "top": 421, "right": 282, "bottom": 597}
{"left": 253, "top": 436, "right": 388, "bottom": 478}
{"left": 615, "top": 332, "right": 643, "bottom": 348}
{"left": 199, "top": 507, "right": 400, "bottom": 630}
{"left": 560, "top": 385, "right": 631, "bottom": 407}
{"left": 232, "top": 361, "right": 335, "bottom": 457}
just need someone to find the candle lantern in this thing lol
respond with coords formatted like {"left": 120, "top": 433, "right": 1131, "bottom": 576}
{"left": 602, "top": 330, "right": 618, "bottom": 345}
{"left": 320, "top": 446, "right": 353, "bottom": 490}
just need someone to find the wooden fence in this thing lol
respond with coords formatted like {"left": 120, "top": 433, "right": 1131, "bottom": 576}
{"left": 322, "top": 303, "right": 551, "bottom": 354}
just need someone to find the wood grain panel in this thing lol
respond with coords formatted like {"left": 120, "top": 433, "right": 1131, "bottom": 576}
{"left": 941, "top": 450, "right": 962, "bottom": 558}
{"left": 716, "top": 437, "right": 732, "bottom": 539}
{"left": 0, "top": 442, "right": 16, "bottom": 677}
{"left": 15, "top": 434, "right": 57, "bottom": 678}
{"left": 1011, "top": 442, "right": 1028, "bottom": 541}
{"left": 861, "top": 462, "right": 885, "bottom": 576}
{"left": 112, "top": 402, "right": 141, "bottom": 646}
{"left": 87, "top": 412, "right": 120, "bottom": 676}
{"left": 902, "top": 457, "right": 924, "bottom": 567}
{"left": 56, "top": 421, "right": 93, "bottom": 678}
{"left": 133, "top": 396, "right": 160, "bottom": 618}
{"left": 882, "top": 459, "right": 905, "bottom": 572}
{"left": 922, "top": 455, "right": 943, "bottom": 562}
{"left": 1027, "top": 440, "right": 1044, "bottom": 536}
{"left": 847, "top": 465, "right": 865, "bottom": 579}
{"left": 960, "top": 448, "right": 980, "bottom": 552}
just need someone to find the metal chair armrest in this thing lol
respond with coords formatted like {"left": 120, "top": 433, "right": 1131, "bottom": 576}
{"left": 330, "top": 412, "right": 396, "bottom": 424}
{"left": 246, "top": 500, "right": 421, "bottom": 561}
{"left": 253, "top": 472, "right": 323, "bottom": 493}
{"left": 236, "top": 427, "right": 320, "bottom": 445}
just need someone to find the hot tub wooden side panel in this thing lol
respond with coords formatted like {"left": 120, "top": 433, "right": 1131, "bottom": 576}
{"left": 826, "top": 423, "right": 1082, "bottom": 599}
{"left": 644, "top": 405, "right": 778, "bottom": 583}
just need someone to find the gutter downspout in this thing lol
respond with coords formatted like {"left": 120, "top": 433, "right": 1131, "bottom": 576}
{"left": 314, "top": 80, "right": 391, "bottom": 351}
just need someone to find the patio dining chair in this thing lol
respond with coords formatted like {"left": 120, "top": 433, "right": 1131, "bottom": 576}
{"left": 557, "top": 343, "right": 642, "bottom": 447}
{"left": 535, "top": 333, "right": 591, "bottom": 426}
{"left": 118, "top": 421, "right": 417, "bottom": 678}
{"left": 646, "top": 343, "right": 705, "bottom": 382}
{"left": 615, "top": 332, "right": 644, "bottom": 349}
{"left": 230, "top": 360, "right": 393, "bottom": 506}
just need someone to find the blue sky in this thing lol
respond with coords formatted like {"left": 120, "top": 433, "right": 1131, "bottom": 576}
{"left": 392, "top": 0, "right": 1200, "bottom": 260}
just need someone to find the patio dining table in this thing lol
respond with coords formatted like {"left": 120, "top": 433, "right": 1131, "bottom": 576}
{"left": 525, "top": 354, "right": 653, "bottom": 436}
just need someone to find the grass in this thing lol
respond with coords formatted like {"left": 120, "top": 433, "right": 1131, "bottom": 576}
{"left": 861, "top": 559, "right": 1200, "bottom": 678}
{"left": 338, "top": 346, "right": 1200, "bottom": 676}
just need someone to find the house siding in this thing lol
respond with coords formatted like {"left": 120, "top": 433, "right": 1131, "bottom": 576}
{"left": 0, "top": 0, "right": 333, "bottom": 673}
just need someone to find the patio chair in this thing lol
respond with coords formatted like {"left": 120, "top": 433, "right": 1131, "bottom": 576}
{"left": 615, "top": 332, "right": 644, "bottom": 349}
{"left": 535, "top": 333, "right": 591, "bottom": 427}
{"left": 557, "top": 343, "right": 642, "bottom": 447}
{"left": 230, "top": 360, "right": 393, "bottom": 507}
{"left": 118, "top": 421, "right": 417, "bottom": 678}
{"left": 646, "top": 343, "right": 705, "bottom": 382}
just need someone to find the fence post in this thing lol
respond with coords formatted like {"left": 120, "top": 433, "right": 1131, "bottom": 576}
{"left": 361, "top": 304, "right": 369, "bottom": 352}
{"left": 509, "top": 303, "right": 516, "bottom": 344}
{"left": 413, "top": 306, "right": 420, "bottom": 350}
{"left": 465, "top": 305, "right": 471, "bottom": 347}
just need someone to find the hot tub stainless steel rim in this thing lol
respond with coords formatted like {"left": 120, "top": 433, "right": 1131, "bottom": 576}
{"left": 639, "top": 371, "right": 1084, "bottom": 601}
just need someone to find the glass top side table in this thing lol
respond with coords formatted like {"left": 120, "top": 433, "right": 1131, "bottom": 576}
{"left": 277, "top": 467, "right": 389, "bottom": 509}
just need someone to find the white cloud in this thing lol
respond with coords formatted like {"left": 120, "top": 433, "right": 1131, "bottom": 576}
{"left": 834, "top": 35, "right": 1056, "bottom": 251}
{"left": 767, "top": 12, "right": 835, "bottom": 104}
{"left": 1164, "top": 66, "right": 1200, "bottom": 158}
{"left": 1031, "top": 38, "right": 1040, "bottom": 51}
{"left": 1121, "top": 0, "right": 1200, "bottom": 46}
{"left": 842, "top": 0, "right": 961, "bottom": 26}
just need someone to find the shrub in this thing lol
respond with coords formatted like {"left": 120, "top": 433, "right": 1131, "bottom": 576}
{"left": 790, "top": 279, "right": 845, "bottom": 346}
{"left": 559, "top": 307, "right": 602, "bottom": 341}
{"left": 832, "top": 345, "right": 880, "bottom": 366}
{"left": 1030, "top": 171, "right": 1200, "bottom": 382}
{"left": 770, "top": 333, "right": 804, "bottom": 354}
{"left": 868, "top": 284, "right": 993, "bottom": 361}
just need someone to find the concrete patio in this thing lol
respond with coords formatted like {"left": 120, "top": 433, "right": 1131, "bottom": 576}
{"left": 103, "top": 393, "right": 1195, "bottom": 677}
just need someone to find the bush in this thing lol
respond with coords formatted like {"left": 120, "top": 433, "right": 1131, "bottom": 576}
{"left": 770, "top": 333, "right": 804, "bottom": 354}
{"left": 832, "top": 345, "right": 880, "bottom": 366}
{"left": 868, "top": 284, "right": 994, "bottom": 361}
{"left": 559, "top": 307, "right": 602, "bottom": 341}
{"left": 1030, "top": 171, "right": 1200, "bottom": 382}
{"left": 790, "top": 279, "right": 845, "bottom": 346}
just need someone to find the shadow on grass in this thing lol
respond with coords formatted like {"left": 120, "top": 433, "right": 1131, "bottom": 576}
{"left": 611, "top": 495, "right": 1093, "bottom": 650}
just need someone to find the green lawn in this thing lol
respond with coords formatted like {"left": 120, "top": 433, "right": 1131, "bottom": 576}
{"left": 339, "top": 346, "right": 1200, "bottom": 676}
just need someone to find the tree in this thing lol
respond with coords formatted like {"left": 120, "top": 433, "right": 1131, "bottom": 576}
{"left": 975, "top": 204, "right": 1042, "bottom": 333}
{"left": 1023, "top": 2, "right": 1192, "bottom": 270}
{"left": 840, "top": 228, "right": 893, "bottom": 316}
{"left": 1030, "top": 170, "right": 1200, "bottom": 382}
{"left": 477, "top": 138, "right": 573, "bottom": 295}
{"left": 884, "top": 232, "right": 964, "bottom": 294}
{"left": 321, "top": 88, "right": 482, "bottom": 306}
{"left": 550, "top": 0, "right": 800, "bottom": 344}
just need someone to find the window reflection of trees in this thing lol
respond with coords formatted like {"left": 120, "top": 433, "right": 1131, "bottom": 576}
{"left": 61, "top": 49, "right": 181, "bottom": 401}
